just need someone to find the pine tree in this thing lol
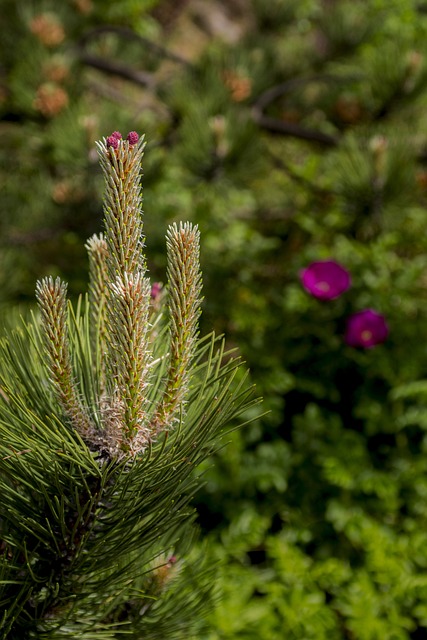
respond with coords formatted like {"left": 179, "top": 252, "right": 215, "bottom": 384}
{"left": 0, "top": 130, "right": 259, "bottom": 638}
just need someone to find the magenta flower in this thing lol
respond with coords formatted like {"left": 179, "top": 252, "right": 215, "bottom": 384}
{"left": 300, "top": 260, "right": 351, "bottom": 300}
{"left": 110, "top": 131, "right": 122, "bottom": 140}
{"left": 126, "top": 131, "right": 139, "bottom": 145}
{"left": 345, "top": 309, "right": 389, "bottom": 348}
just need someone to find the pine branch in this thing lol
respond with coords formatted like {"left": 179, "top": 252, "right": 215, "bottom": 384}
{"left": 0, "top": 127, "right": 260, "bottom": 637}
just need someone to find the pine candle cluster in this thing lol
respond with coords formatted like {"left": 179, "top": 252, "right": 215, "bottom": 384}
{"left": 36, "top": 130, "right": 202, "bottom": 458}
{"left": 0, "top": 129, "right": 257, "bottom": 637}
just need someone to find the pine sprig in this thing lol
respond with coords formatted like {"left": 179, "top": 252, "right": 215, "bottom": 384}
{"left": 95, "top": 133, "right": 146, "bottom": 280}
{"left": 85, "top": 232, "right": 109, "bottom": 369}
{"left": 94, "top": 132, "right": 156, "bottom": 455}
{"left": 105, "top": 271, "right": 152, "bottom": 453}
{"left": 35, "top": 276, "right": 93, "bottom": 440}
{"left": 151, "top": 222, "right": 203, "bottom": 433}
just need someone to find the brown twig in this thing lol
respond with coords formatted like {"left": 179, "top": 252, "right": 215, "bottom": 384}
{"left": 251, "top": 74, "right": 361, "bottom": 147}
{"left": 253, "top": 110, "right": 338, "bottom": 146}
{"left": 5, "top": 228, "right": 60, "bottom": 246}
{"left": 78, "top": 25, "right": 193, "bottom": 68}
{"left": 78, "top": 52, "right": 156, "bottom": 88}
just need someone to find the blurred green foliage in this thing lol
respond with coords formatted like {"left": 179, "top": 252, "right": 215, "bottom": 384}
{"left": 3, "top": 0, "right": 427, "bottom": 637}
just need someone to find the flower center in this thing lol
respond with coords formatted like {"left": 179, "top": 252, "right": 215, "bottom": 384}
{"left": 361, "top": 330, "right": 373, "bottom": 342}
{"left": 317, "top": 281, "right": 330, "bottom": 292}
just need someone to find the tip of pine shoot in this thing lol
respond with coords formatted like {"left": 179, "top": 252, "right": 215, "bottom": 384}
{"left": 106, "top": 135, "right": 120, "bottom": 149}
{"left": 105, "top": 130, "right": 139, "bottom": 150}
{"left": 126, "top": 131, "right": 139, "bottom": 145}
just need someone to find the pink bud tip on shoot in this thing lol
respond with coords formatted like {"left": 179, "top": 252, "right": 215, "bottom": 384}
{"left": 151, "top": 282, "right": 163, "bottom": 300}
{"left": 106, "top": 135, "right": 119, "bottom": 149}
{"left": 110, "top": 131, "right": 122, "bottom": 140}
{"left": 126, "top": 131, "right": 139, "bottom": 145}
